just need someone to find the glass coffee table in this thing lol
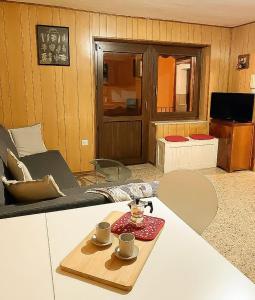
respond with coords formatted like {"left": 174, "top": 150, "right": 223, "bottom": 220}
{"left": 90, "top": 159, "right": 132, "bottom": 183}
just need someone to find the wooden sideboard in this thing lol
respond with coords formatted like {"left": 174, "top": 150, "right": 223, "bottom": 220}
{"left": 209, "top": 119, "right": 254, "bottom": 172}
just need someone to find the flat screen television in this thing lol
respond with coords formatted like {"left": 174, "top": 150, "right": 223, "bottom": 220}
{"left": 210, "top": 92, "right": 254, "bottom": 122}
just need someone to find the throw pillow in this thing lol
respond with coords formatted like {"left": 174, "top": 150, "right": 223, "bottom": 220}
{"left": 165, "top": 135, "right": 189, "bottom": 142}
{"left": 2, "top": 175, "right": 65, "bottom": 203}
{"left": 86, "top": 181, "right": 159, "bottom": 202}
{"left": 8, "top": 124, "right": 47, "bottom": 157}
{"left": 6, "top": 149, "right": 32, "bottom": 181}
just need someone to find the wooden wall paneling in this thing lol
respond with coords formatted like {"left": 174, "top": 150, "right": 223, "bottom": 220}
{"left": 176, "top": 124, "right": 185, "bottom": 136}
{"left": 116, "top": 16, "right": 127, "bottom": 39}
{"left": 228, "top": 22, "right": 255, "bottom": 93}
{"left": 222, "top": 28, "right": 231, "bottom": 91}
{"left": 155, "top": 124, "right": 164, "bottom": 139}
{"left": 187, "top": 23, "right": 195, "bottom": 43}
{"left": 162, "top": 124, "right": 169, "bottom": 136}
{"left": 167, "top": 124, "right": 177, "bottom": 136}
{"left": 209, "top": 28, "right": 221, "bottom": 92}
{"left": 99, "top": 14, "right": 107, "bottom": 37}
{"left": 28, "top": 5, "right": 43, "bottom": 125}
{"left": 146, "top": 19, "right": 153, "bottom": 40}
{"left": 0, "top": 2, "right": 12, "bottom": 127}
{"left": 183, "top": 123, "right": 190, "bottom": 136}
{"left": 193, "top": 24, "right": 202, "bottom": 44}
{"left": 201, "top": 25, "right": 212, "bottom": 45}
{"left": 106, "top": 15, "right": 117, "bottom": 38}
{"left": 159, "top": 21, "right": 167, "bottom": 42}
{"left": 90, "top": 14, "right": 98, "bottom": 170}
{"left": 196, "top": 122, "right": 208, "bottom": 134}
{"left": 180, "top": 23, "right": 189, "bottom": 44}
{"left": 248, "top": 23, "right": 255, "bottom": 92}
{"left": 245, "top": 24, "right": 254, "bottom": 91}
{"left": 60, "top": 8, "right": 81, "bottom": 171}
{"left": 240, "top": 25, "right": 250, "bottom": 91}
{"left": 171, "top": 22, "right": 181, "bottom": 42}
{"left": 126, "top": 17, "right": 133, "bottom": 39}
{"left": 132, "top": 18, "right": 138, "bottom": 39}
{"left": 228, "top": 25, "right": 249, "bottom": 92}
{"left": 76, "top": 11, "right": 94, "bottom": 170}
{"left": 152, "top": 20, "right": 160, "bottom": 41}
{"left": 137, "top": 18, "right": 146, "bottom": 40}
{"left": 36, "top": 6, "right": 59, "bottom": 149}
{"left": 166, "top": 21, "right": 173, "bottom": 42}
{"left": 228, "top": 26, "right": 240, "bottom": 91}
{"left": 199, "top": 47, "right": 211, "bottom": 120}
{"left": 221, "top": 28, "right": 231, "bottom": 91}
{"left": 188, "top": 123, "right": 198, "bottom": 134}
{"left": 3, "top": 3, "right": 27, "bottom": 127}
{"left": 20, "top": 4, "right": 35, "bottom": 125}
{"left": 52, "top": 7, "right": 67, "bottom": 160}
{"left": 90, "top": 12, "right": 99, "bottom": 37}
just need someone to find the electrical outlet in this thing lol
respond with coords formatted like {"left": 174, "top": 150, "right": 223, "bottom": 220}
{"left": 81, "top": 139, "right": 88, "bottom": 146}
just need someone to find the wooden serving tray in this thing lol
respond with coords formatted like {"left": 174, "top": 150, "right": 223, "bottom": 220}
{"left": 60, "top": 211, "right": 163, "bottom": 291}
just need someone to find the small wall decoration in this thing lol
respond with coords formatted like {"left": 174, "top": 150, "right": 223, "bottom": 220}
{"left": 236, "top": 54, "right": 250, "bottom": 70}
{"left": 36, "top": 25, "right": 70, "bottom": 66}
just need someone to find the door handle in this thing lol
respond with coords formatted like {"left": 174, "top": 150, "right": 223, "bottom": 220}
{"left": 145, "top": 99, "right": 148, "bottom": 110}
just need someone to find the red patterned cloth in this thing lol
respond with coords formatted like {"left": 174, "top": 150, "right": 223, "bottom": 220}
{"left": 111, "top": 212, "right": 165, "bottom": 241}
{"left": 190, "top": 134, "right": 214, "bottom": 140}
{"left": 165, "top": 135, "right": 189, "bottom": 142}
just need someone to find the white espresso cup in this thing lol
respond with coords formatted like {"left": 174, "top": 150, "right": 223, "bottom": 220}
{"left": 119, "top": 233, "right": 135, "bottom": 257}
{"left": 96, "top": 222, "right": 111, "bottom": 244}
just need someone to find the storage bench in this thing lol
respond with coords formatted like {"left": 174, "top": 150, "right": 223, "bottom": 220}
{"left": 156, "top": 137, "right": 218, "bottom": 173}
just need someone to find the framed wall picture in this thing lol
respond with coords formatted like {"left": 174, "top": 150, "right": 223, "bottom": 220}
{"left": 236, "top": 54, "right": 250, "bottom": 70}
{"left": 36, "top": 25, "right": 70, "bottom": 66}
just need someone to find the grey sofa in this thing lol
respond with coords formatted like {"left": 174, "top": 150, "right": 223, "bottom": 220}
{"left": 0, "top": 125, "right": 138, "bottom": 219}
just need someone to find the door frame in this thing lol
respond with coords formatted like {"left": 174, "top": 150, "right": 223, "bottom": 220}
{"left": 94, "top": 40, "right": 151, "bottom": 164}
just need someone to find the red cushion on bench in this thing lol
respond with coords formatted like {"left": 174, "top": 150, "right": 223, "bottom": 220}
{"left": 190, "top": 134, "right": 214, "bottom": 140}
{"left": 165, "top": 135, "right": 189, "bottom": 142}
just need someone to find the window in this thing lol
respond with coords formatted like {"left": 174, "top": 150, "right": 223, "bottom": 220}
{"left": 102, "top": 52, "right": 143, "bottom": 117}
{"left": 152, "top": 45, "right": 201, "bottom": 120}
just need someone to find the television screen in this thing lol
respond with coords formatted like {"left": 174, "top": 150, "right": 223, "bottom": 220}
{"left": 210, "top": 92, "right": 254, "bottom": 122}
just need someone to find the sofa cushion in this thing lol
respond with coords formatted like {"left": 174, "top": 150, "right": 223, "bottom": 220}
{"left": 2, "top": 175, "right": 65, "bottom": 203}
{"left": 7, "top": 149, "right": 32, "bottom": 181}
{"left": 0, "top": 179, "right": 144, "bottom": 218}
{"left": 9, "top": 124, "right": 47, "bottom": 157}
{"left": 0, "top": 125, "right": 19, "bottom": 164}
{"left": 20, "top": 150, "right": 79, "bottom": 190}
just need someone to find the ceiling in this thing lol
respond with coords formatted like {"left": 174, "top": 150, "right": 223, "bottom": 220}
{"left": 7, "top": 0, "right": 255, "bottom": 27}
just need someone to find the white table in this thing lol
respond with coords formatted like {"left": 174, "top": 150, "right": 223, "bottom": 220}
{"left": 0, "top": 214, "right": 54, "bottom": 300}
{"left": 0, "top": 198, "right": 254, "bottom": 300}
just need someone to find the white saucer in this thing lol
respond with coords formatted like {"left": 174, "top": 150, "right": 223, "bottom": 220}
{"left": 114, "top": 245, "right": 139, "bottom": 260}
{"left": 91, "top": 234, "right": 113, "bottom": 247}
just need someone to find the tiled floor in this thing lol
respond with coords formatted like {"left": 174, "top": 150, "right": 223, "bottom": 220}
{"left": 75, "top": 164, "right": 255, "bottom": 283}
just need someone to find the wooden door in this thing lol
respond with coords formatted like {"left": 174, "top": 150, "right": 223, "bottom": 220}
{"left": 231, "top": 125, "right": 254, "bottom": 171}
{"left": 95, "top": 41, "right": 150, "bottom": 164}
